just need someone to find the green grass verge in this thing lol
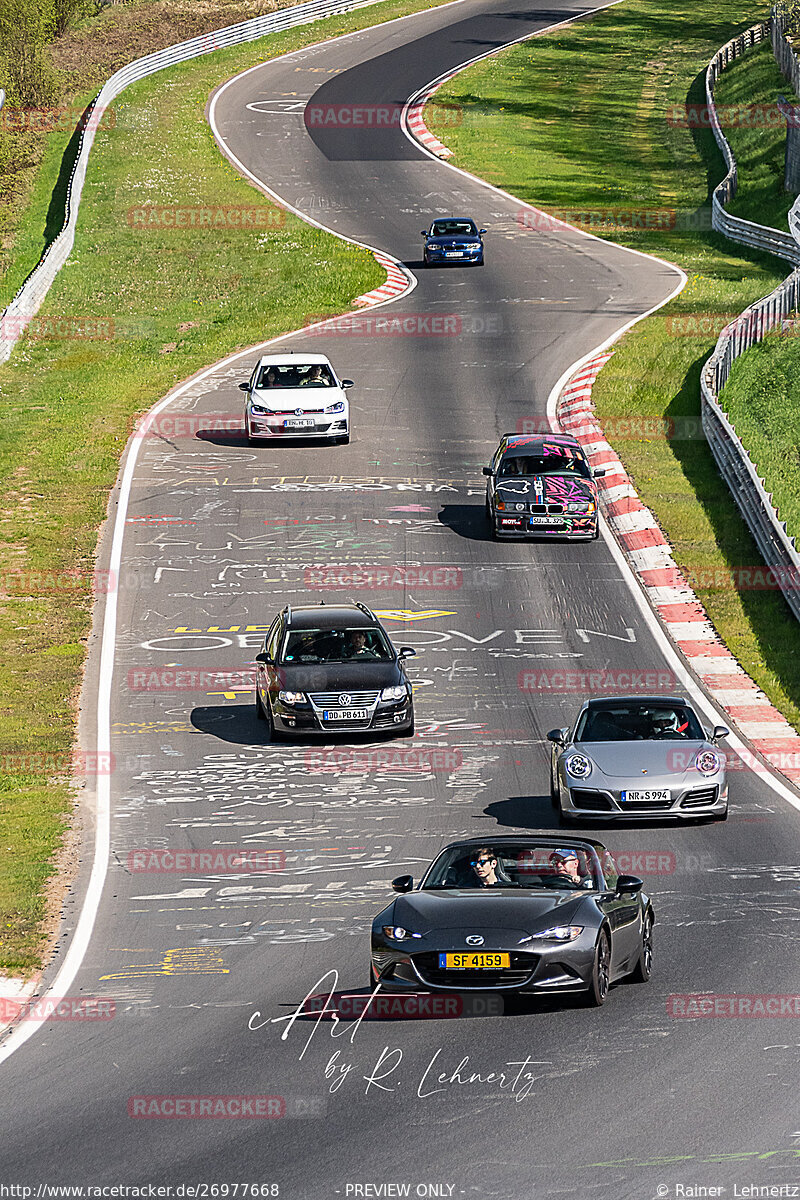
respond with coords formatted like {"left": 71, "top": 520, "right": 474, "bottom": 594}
{"left": 0, "top": 0, "right": 455, "bottom": 976}
{"left": 427, "top": 0, "right": 800, "bottom": 732}
{"left": 710, "top": 40, "right": 800, "bottom": 546}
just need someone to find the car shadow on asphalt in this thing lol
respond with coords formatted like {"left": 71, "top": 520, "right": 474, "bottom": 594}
{"left": 483, "top": 796, "right": 686, "bottom": 833}
{"left": 191, "top": 704, "right": 410, "bottom": 747}
{"left": 437, "top": 503, "right": 489, "bottom": 541}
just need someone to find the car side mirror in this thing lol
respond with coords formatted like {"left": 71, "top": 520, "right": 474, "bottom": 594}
{"left": 392, "top": 875, "right": 413, "bottom": 893}
{"left": 341, "top": 379, "right": 354, "bottom": 389}
{"left": 479, "top": 228, "right": 486, "bottom": 234}
{"left": 482, "top": 466, "right": 492, "bottom": 476}
{"left": 712, "top": 725, "right": 729, "bottom": 741}
{"left": 399, "top": 647, "right": 417, "bottom": 659}
{"left": 546, "top": 728, "right": 565, "bottom": 744}
{"left": 592, "top": 467, "right": 606, "bottom": 478}
{"left": 421, "top": 231, "right": 428, "bottom": 236}
{"left": 255, "top": 652, "right": 272, "bottom": 665}
{"left": 616, "top": 875, "right": 643, "bottom": 895}
{"left": 238, "top": 381, "right": 249, "bottom": 391}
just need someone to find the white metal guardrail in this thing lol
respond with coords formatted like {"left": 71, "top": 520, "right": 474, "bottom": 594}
{"left": 701, "top": 16, "right": 800, "bottom": 622}
{"left": 0, "top": 0, "right": 391, "bottom": 364}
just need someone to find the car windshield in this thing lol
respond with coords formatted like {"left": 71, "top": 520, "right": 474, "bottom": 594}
{"left": 575, "top": 703, "right": 704, "bottom": 742}
{"left": 422, "top": 843, "right": 602, "bottom": 890}
{"left": 280, "top": 626, "right": 394, "bottom": 664}
{"left": 430, "top": 220, "right": 477, "bottom": 237}
{"left": 499, "top": 449, "right": 591, "bottom": 479}
{"left": 255, "top": 363, "right": 334, "bottom": 388}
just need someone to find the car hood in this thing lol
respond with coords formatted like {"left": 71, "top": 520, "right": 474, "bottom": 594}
{"left": 250, "top": 385, "right": 343, "bottom": 409}
{"left": 569, "top": 739, "right": 711, "bottom": 778}
{"left": 495, "top": 474, "right": 595, "bottom": 505}
{"left": 392, "top": 890, "right": 586, "bottom": 937}
{"left": 277, "top": 660, "right": 404, "bottom": 691}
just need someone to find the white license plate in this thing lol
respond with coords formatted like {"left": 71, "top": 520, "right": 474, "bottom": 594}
{"left": 323, "top": 709, "right": 369, "bottom": 721}
{"left": 445, "top": 252, "right": 463, "bottom": 257}
{"left": 529, "top": 516, "right": 561, "bottom": 525}
{"left": 621, "top": 789, "right": 670, "bottom": 802}
{"left": 284, "top": 418, "right": 314, "bottom": 428}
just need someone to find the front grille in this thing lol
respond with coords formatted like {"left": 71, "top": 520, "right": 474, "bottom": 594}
{"left": 681, "top": 786, "right": 718, "bottom": 808}
{"left": 528, "top": 503, "right": 567, "bottom": 515}
{"left": 623, "top": 799, "right": 674, "bottom": 811}
{"left": 309, "top": 690, "right": 381, "bottom": 707}
{"left": 571, "top": 789, "right": 614, "bottom": 811}
{"left": 414, "top": 952, "right": 536, "bottom": 990}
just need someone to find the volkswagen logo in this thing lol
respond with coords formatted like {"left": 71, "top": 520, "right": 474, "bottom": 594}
{"left": 338, "top": 693, "right": 352, "bottom": 706}
{"left": 295, "top": 408, "right": 304, "bottom": 416}
{"left": 465, "top": 935, "right": 484, "bottom": 946}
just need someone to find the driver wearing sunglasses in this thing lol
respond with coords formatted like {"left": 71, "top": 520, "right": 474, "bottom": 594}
{"left": 469, "top": 848, "right": 501, "bottom": 888}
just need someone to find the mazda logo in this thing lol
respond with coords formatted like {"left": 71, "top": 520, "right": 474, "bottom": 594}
{"left": 465, "top": 935, "right": 484, "bottom": 946}
{"left": 339, "top": 693, "right": 352, "bottom": 706}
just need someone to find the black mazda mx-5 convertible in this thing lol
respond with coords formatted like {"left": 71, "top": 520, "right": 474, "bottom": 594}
{"left": 370, "top": 835, "right": 654, "bottom": 1006}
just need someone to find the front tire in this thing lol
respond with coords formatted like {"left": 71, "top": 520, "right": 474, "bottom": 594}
{"left": 584, "top": 930, "right": 611, "bottom": 1006}
{"left": 629, "top": 913, "right": 653, "bottom": 983}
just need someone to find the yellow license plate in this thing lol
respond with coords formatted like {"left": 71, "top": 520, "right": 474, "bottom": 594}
{"left": 440, "top": 953, "right": 510, "bottom": 969}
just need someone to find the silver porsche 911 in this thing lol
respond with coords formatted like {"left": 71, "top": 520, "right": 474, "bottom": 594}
{"left": 548, "top": 695, "right": 729, "bottom": 823}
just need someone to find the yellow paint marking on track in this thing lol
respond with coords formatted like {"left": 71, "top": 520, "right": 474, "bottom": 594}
{"left": 99, "top": 947, "right": 229, "bottom": 980}
{"left": 374, "top": 609, "right": 456, "bottom": 622}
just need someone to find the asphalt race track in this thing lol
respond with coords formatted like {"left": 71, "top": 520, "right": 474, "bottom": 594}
{"left": 2, "top": 1, "right": 800, "bottom": 1196}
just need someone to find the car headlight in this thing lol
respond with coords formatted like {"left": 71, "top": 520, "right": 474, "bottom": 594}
{"left": 278, "top": 690, "right": 305, "bottom": 705}
{"left": 522, "top": 926, "right": 584, "bottom": 943}
{"left": 495, "top": 500, "right": 505, "bottom": 511}
{"left": 566, "top": 500, "right": 596, "bottom": 513}
{"left": 250, "top": 403, "right": 269, "bottom": 415}
{"left": 565, "top": 754, "right": 592, "bottom": 779}
{"left": 381, "top": 685, "right": 408, "bottom": 701}
{"left": 464, "top": 242, "right": 482, "bottom": 250}
{"left": 325, "top": 400, "right": 345, "bottom": 414}
{"left": 382, "top": 926, "right": 422, "bottom": 941}
{"left": 695, "top": 749, "right": 721, "bottom": 775}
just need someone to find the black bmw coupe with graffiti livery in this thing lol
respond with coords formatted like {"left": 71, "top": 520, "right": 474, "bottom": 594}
{"left": 483, "top": 433, "right": 604, "bottom": 540}
{"left": 371, "top": 836, "right": 654, "bottom": 1007}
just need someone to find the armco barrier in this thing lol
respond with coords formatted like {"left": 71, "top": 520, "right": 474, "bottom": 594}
{"left": 0, "top": 0, "right": 394, "bottom": 366}
{"left": 699, "top": 15, "right": 800, "bottom": 623}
